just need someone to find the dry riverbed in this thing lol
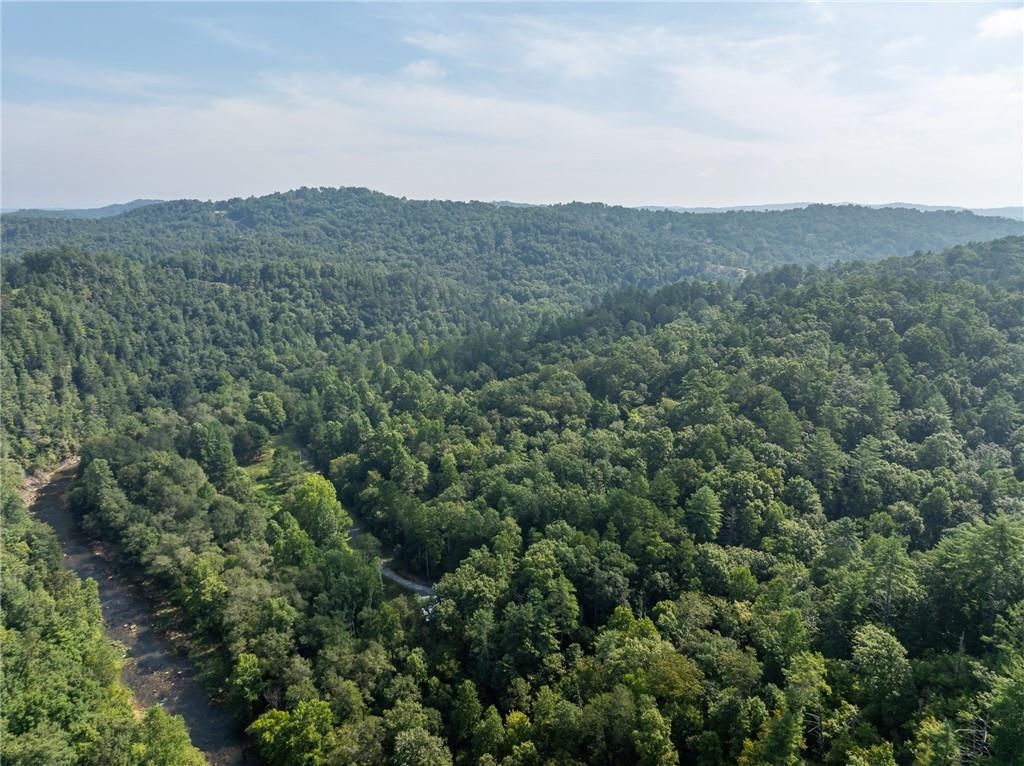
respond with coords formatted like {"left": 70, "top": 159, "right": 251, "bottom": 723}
{"left": 27, "top": 460, "right": 253, "bottom": 766}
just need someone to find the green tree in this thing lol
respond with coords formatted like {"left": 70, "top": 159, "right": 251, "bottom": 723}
{"left": 685, "top": 487, "right": 722, "bottom": 543}
{"left": 393, "top": 728, "right": 453, "bottom": 766}
{"left": 271, "top": 446, "right": 302, "bottom": 484}
{"left": 739, "top": 651, "right": 829, "bottom": 766}
{"left": 449, "top": 680, "right": 482, "bottom": 744}
{"left": 234, "top": 421, "right": 271, "bottom": 464}
{"left": 988, "top": 656, "right": 1024, "bottom": 766}
{"left": 250, "top": 391, "right": 287, "bottom": 431}
{"left": 910, "top": 716, "right": 961, "bottom": 766}
{"left": 248, "top": 699, "right": 335, "bottom": 766}
{"left": 133, "top": 707, "right": 207, "bottom": 766}
{"left": 851, "top": 624, "right": 912, "bottom": 728}
{"left": 631, "top": 696, "right": 679, "bottom": 766}
{"left": 282, "top": 474, "right": 351, "bottom": 545}
{"left": 848, "top": 742, "right": 898, "bottom": 766}
{"left": 185, "top": 420, "right": 237, "bottom": 485}
{"left": 226, "top": 652, "right": 264, "bottom": 719}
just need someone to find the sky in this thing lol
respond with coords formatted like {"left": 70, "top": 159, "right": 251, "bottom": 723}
{"left": 2, "top": 1, "right": 1022, "bottom": 209}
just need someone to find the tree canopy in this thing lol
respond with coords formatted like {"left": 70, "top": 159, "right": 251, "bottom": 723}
{"left": 3, "top": 191, "right": 1023, "bottom": 765}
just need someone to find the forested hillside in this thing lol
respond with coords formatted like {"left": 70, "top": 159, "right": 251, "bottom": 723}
{"left": 2, "top": 192, "right": 1021, "bottom": 469}
{"left": 3, "top": 214, "right": 1023, "bottom": 765}
{"left": 4, "top": 189, "right": 1021, "bottom": 315}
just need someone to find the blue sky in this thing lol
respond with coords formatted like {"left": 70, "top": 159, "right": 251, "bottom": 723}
{"left": 3, "top": 2, "right": 1022, "bottom": 208}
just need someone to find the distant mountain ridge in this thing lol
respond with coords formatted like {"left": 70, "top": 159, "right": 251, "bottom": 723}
{"left": 4, "top": 189, "right": 1022, "bottom": 280}
{"left": 5, "top": 195, "right": 1021, "bottom": 222}
{"left": 4, "top": 199, "right": 163, "bottom": 220}
{"left": 640, "top": 202, "right": 1024, "bottom": 221}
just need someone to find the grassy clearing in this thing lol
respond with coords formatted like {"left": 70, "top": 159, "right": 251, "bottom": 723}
{"left": 239, "top": 430, "right": 312, "bottom": 508}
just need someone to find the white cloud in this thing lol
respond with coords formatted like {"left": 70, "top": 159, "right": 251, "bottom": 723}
{"left": 6, "top": 57, "right": 186, "bottom": 98}
{"left": 186, "top": 17, "right": 278, "bottom": 56}
{"left": 804, "top": 0, "right": 837, "bottom": 25}
{"left": 403, "top": 30, "right": 472, "bottom": 57}
{"left": 881, "top": 35, "right": 925, "bottom": 55}
{"left": 667, "top": 61, "right": 868, "bottom": 143}
{"left": 401, "top": 59, "right": 445, "bottom": 80}
{"left": 3, "top": 11, "right": 1021, "bottom": 208}
{"left": 1, "top": 74, "right": 744, "bottom": 208}
{"left": 511, "top": 18, "right": 632, "bottom": 80}
{"left": 977, "top": 7, "right": 1024, "bottom": 39}
{"left": 4, "top": 54, "right": 1020, "bottom": 209}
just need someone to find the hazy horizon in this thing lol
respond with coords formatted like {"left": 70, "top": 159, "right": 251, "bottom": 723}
{"left": 3, "top": 2, "right": 1023, "bottom": 210}
{"left": 6, "top": 194, "right": 1024, "bottom": 218}
{"left": 5, "top": 191, "right": 1024, "bottom": 215}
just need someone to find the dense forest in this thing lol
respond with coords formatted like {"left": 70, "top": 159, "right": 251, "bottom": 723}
{"left": 2, "top": 192, "right": 1023, "bottom": 766}
{"left": 6, "top": 189, "right": 1021, "bottom": 267}
{"left": 3, "top": 190, "right": 1022, "bottom": 469}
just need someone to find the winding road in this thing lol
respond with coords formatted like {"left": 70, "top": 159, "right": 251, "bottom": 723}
{"left": 379, "top": 560, "right": 434, "bottom": 597}
{"left": 28, "top": 461, "right": 252, "bottom": 766}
